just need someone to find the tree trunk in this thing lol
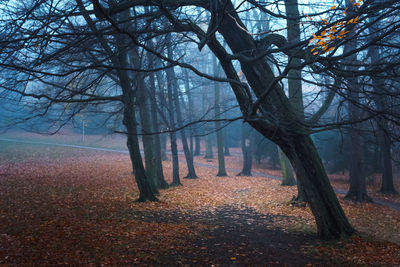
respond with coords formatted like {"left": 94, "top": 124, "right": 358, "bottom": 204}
{"left": 183, "top": 69, "right": 195, "bottom": 158}
{"left": 204, "top": 133, "right": 214, "bottom": 159}
{"left": 237, "top": 123, "right": 252, "bottom": 176}
{"left": 343, "top": 1, "right": 370, "bottom": 202}
{"left": 194, "top": 135, "right": 201, "bottom": 156}
{"left": 165, "top": 35, "right": 181, "bottom": 186}
{"left": 160, "top": 133, "right": 168, "bottom": 161}
{"left": 213, "top": 55, "right": 227, "bottom": 176}
{"left": 167, "top": 41, "right": 197, "bottom": 179}
{"left": 137, "top": 89, "right": 159, "bottom": 195}
{"left": 379, "top": 126, "right": 397, "bottom": 193}
{"left": 155, "top": 69, "right": 169, "bottom": 162}
{"left": 172, "top": 67, "right": 197, "bottom": 179}
{"left": 148, "top": 71, "right": 169, "bottom": 189}
{"left": 346, "top": 124, "right": 370, "bottom": 201}
{"left": 224, "top": 127, "right": 231, "bottom": 156}
{"left": 203, "top": 89, "right": 214, "bottom": 159}
{"left": 123, "top": 91, "right": 157, "bottom": 202}
{"left": 172, "top": 75, "right": 197, "bottom": 179}
{"left": 284, "top": 0, "right": 306, "bottom": 201}
{"left": 367, "top": 19, "right": 397, "bottom": 194}
{"left": 278, "top": 134, "right": 354, "bottom": 239}
{"left": 278, "top": 147, "right": 296, "bottom": 186}
{"left": 222, "top": 88, "right": 231, "bottom": 156}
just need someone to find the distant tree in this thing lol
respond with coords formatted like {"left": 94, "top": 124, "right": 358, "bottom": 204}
{"left": 237, "top": 123, "right": 253, "bottom": 176}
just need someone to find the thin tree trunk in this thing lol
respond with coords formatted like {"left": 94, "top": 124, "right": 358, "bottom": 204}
{"left": 137, "top": 88, "right": 159, "bottom": 195}
{"left": 172, "top": 75, "right": 197, "bottom": 178}
{"left": 343, "top": 0, "right": 370, "bottom": 202}
{"left": 167, "top": 44, "right": 197, "bottom": 179}
{"left": 237, "top": 123, "right": 252, "bottom": 176}
{"left": 148, "top": 71, "right": 169, "bottom": 189}
{"left": 222, "top": 88, "right": 231, "bottom": 156}
{"left": 379, "top": 130, "right": 397, "bottom": 193}
{"left": 284, "top": 0, "right": 306, "bottom": 201}
{"left": 346, "top": 123, "right": 370, "bottom": 201}
{"left": 224, "top": 127, "right": 230, "bottom": 156}
{"left": 204, "top": 84, "right": 214, "bottom": 159}
{"left": 213, "top": 56, "right": 227, "bottom": 176}
{"left": 183, "top": 69, "right": 195, "bottom": 158}
{"left": 155, "top": 71, "right": 169, "bottom": 162}
{"left": 194, "top": 135, "right": 201, "bottom": 156}
{"left": 204, "top": 133, "right": 214, "bottom": 159}
{"left": 123, "top": 103, "right": 158, "bottom": 202}
{"left": 368, "top": 18, "right": 397, "bottom": 194}
{"left": 165, "top": 35, "right": 181, "bottom": 186}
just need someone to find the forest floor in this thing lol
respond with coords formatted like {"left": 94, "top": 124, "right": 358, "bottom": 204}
{"left": 1, "top": 134, "right": 400, "bottom": 265}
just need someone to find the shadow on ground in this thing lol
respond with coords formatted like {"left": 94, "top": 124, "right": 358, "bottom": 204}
{"left": 124, "top": 205, "right": 331, "bottom": 266}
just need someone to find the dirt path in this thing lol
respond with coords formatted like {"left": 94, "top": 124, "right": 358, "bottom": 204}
{"left": 1, "top": 137, "right": 399, "bottom": 212}
{"left": 131, "top": 205, "right": 330, "bottom": 266}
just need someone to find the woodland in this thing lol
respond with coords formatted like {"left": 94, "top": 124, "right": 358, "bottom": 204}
{"left": 0, "top": 0, "right": 400, "bottom": 265}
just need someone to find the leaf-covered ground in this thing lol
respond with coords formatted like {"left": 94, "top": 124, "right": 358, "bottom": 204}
{"left": 1, "top": 139, "right": 400, "bottom": 265}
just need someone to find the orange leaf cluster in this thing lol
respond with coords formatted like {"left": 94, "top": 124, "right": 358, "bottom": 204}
{"left": 307, "top": 0, "right": 362, "bottom": 55}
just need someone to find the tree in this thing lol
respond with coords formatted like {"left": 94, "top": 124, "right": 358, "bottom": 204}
{"left": 213, "top": 55, "right": 227, "bottom": 176}
{"left": 237, "top": 123, "right": 253, "bottom": 176}
{"left": 283, "top": 0, "right": 306, "bottom": 196}
{"left": 78, "top": 1, "right": 158, "bottom": 201}
{"left": 368, "top": 15, "right": 397, "bottom": 194}
{"left": 165, "top": 35, "right": 182, "bottom": 187}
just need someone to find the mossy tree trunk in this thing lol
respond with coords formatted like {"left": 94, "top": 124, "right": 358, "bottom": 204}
{"left": 278, "top": 147, "right": 296, "bottom": 186}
